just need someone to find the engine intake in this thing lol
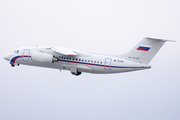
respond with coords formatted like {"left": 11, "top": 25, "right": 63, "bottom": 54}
{"left": 31, "top": 51, "right": 58, "bottom": 63}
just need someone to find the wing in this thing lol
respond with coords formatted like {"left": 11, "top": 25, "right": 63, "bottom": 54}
{"left": 51, "top": 47, "right": 77, "bottom": 56}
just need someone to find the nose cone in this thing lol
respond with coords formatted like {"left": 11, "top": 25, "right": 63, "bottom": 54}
{"left": 3, "top": 53, "right": 12, "bottom": 61}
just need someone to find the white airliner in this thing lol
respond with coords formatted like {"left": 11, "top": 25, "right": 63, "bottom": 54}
{"left": 3, "top": 37, "right": 174, "bottom": 76}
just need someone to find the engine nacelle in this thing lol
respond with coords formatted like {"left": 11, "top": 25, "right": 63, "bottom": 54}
{"left": 31, "top": 51, "right": 58, "bottom": 63}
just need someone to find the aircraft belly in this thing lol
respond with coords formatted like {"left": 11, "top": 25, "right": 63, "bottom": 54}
{"left": 16, "top": 59, "right": 61, "bottom": 69}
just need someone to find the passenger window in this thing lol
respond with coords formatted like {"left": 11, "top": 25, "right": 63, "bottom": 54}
{"left": 100, "top": 62, "right": 102, "bottom": 64}
{"left": 69, "top": 58, "right": 71, "bottom": 60}
{"left": 97, "top": 61, "right": 99, "bottom": 63}
{"left": 82, "top": 59, "right": 84, "bottom": 62}
{"left": 88, "top": 60, "right": 90, "bottom": 62}
{"left": 79, "top": 59, "right": 81, "bottom": 61}
{"left": 73, "top": 58, "right": 74, "bottom": 60}
{"left": 118, "top": 60, "right": 124, "bottom": 63}
{"left": 114, "top": 60, "right": 116, "bottom": 62}
{"left": 94, "top": 61, "right": 96, "bottom": 63}
{"left": 76, "top": 58, "right": 78, "bottom": 61}
{"left": 91, "top": 60, "right": 93, "bottom": 63}
{"left": 85, "top": 60, "right": 87, "bottom": 62}
{"left": 64, "top": 57, "right": 66, "bottom": 59}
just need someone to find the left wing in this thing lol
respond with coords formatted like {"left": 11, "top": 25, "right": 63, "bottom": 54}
{"left": 51, "top": 47, "right": 77, "bottom": 56}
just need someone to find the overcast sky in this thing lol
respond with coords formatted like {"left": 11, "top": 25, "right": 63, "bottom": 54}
{"left": 0, "top": 0, "right": 180, "bottom": 120}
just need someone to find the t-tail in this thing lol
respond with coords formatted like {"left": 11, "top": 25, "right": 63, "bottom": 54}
{"left": 119, "top": 37, "right": 175, "bottom": 64}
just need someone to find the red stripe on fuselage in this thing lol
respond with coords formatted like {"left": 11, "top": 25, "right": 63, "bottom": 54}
{"left": 11, "top": 56, "right": 31, "bottom": 65}
{"left": 58, "top": 60, "right": 147, "bottom": 69}
{"left": 12, "top": 56, "right": 22, "bottom": 65}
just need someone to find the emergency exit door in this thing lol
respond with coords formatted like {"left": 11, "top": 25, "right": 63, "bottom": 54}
{"left": 104, "top": 58, "right": 112, "bottom": 70}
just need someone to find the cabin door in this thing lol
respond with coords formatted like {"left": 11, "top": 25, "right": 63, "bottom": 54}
{"left": 104, "top": 58, "right": 112, "bottom": 70}
{"left": 23, "top": 49, "right": 30, "bottom": 61}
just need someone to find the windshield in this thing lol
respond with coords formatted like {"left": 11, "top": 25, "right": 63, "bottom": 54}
{"left": 14, "top": 50, "right": 19, "bottom": 53}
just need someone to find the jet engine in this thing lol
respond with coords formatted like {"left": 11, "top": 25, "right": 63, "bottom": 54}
{"left": 31, "top": 51, "right": 58, "bottom": 63}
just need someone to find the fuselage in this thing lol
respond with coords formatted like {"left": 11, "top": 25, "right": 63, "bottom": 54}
{"left": 4, "top": 46, "right": 151, "bottom": 75}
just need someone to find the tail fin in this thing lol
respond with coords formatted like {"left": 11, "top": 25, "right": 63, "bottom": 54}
{"left": 119, "top": 37, "right": 175, "bottom": 64}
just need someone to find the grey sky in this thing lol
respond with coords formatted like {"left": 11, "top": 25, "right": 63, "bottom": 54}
{"left": 0, "top": 0, "right": 180, "bottom": 120}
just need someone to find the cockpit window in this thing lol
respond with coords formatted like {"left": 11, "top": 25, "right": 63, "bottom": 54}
{"left": 14, "top": 50, "right": 19, "bottom": 53}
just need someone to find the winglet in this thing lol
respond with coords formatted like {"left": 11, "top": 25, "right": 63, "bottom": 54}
{"left": 146, "top": 37, "right": 176, "bottom": 42}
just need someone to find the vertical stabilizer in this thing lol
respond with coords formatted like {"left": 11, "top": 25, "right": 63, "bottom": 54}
{"left": 119, "top": 37, "right": 175, "bottom": 64}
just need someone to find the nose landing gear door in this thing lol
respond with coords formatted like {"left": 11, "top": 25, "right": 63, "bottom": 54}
{"left": 23, "top": 49, "right": 30, "bottom": 61}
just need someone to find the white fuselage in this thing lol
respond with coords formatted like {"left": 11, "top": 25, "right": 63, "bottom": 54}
{"left": 4, "top": 46, "right": 151, "bottom": 75}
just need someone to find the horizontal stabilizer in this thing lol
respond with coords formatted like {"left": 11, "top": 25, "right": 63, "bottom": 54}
{"left": 146, "top": 37, "right": 176, "bottom": 42}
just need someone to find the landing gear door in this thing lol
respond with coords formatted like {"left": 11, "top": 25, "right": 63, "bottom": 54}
{"left": 104, "top": 58, "right": 112, "bottom": 70}
{"left": 23, "top": 49, "right": 30, "bottom": 61}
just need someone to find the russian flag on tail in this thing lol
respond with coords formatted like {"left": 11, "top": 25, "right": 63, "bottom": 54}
{"left": 137, "top": 45, "right": 151, "bottom": 51}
